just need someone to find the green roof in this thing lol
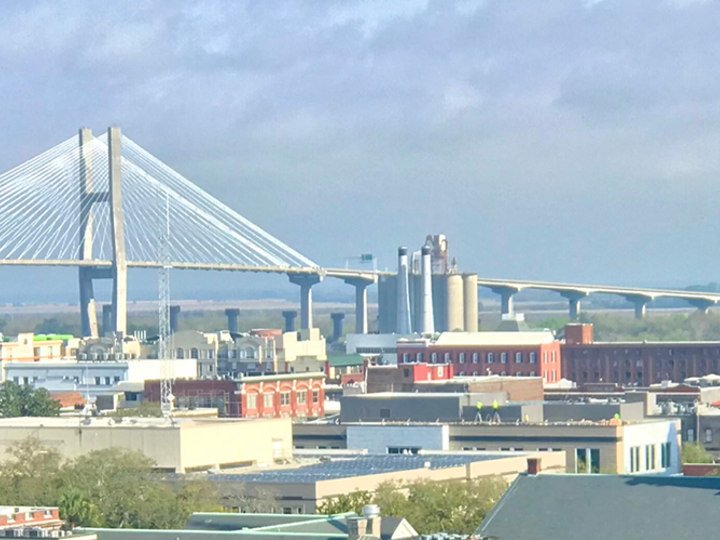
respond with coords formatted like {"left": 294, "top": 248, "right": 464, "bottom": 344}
{"left": 328, "top": 354, "right": 364, "bottom": 367}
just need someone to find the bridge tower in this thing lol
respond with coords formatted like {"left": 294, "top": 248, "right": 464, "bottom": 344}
{"left": 77, "top": 127, "right": 128, "bottom": 338}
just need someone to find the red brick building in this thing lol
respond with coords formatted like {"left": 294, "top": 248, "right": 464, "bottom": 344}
{"left": 0, "top": 507, "right": 62, "bottom": 533}
{"left": 562, "top": 323, "right": 720, "bottom": 386}
{"left": 396, "top": 331, "right": 561, "bottom": 383}
{"left": 144, "top": 372, "right": 325, "bottom": 418}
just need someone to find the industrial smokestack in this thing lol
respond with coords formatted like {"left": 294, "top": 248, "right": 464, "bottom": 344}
{"left": 396, "top": 247, "right": 412, "bottom": 334}
{"left": 420, "top": 245, "right": 434, "bottom": 334}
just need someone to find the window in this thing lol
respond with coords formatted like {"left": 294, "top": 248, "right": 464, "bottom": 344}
{"left": 661, "top": 442, "right": 672, "bottom": 468}
{"left": 297, "top": 392, "right": 306, "bottom": 405}
{"left": 444, "top": 352, "right": 451, "bottom": 362}
{"left": 380, "top": 408, "right": 391, "bottom": 419}
{"left": 459, "top": 353, "right": 466, "bottom": 364}
{"left": 403, "top": 368, "right": 410, "bottom": 377}
{"left": 431, "top": 352, "right": 438, "bottom": 363}
{"left": 487, "top": 353, "right": 494, "bottom": 364}
{"left": 688, "top": 428, "right": 695, "bottom": 442}
{"left": 416, "top": 352, "right": 423, "bottom": 363}
{"left": 529, "top": 371, "right": 536, "bottom": 377}
{"left": 472, "top": 353, "right": 479, "bottom": 364}
{"left": 191, "top": 348, "right": 199, "bottom": 359}
{"left": 530, "top": 352, "right": 537, "bottom": 364}
{"left": 459, "top": 371, "right": 465, "bottom": 376}
{"left": 281, "top": 392, "right": 290, "bottom": 406}
{"left": 706, "top": 428, "right": 713, "bottom": 443}
{"left": 515, "top": 352, "right": 523, "bottom": 364}
{"left": 247, "top": 394, "right": 257, "bottom": 409}
{"left": 516, "top": 372, "right": 522, "bottom": 377}
{"left": 94, "top": 376, "right": 101, "bottom": 385}
{"left": 552, "top": 351, "right": 557, "bottom": 363}
{"left": 501, "top": 371, "right": 507, "bottom": 376}
{"left": 473, "top": 371, "right": 479, "bottom": 376}
{"left": 576, "top": 448, "right": 600, "bottom": 473}
{"left": 402, "top": 353, "right": 409, "bottom": 363}
{"left": 501, "top": 352, "right": 507, "bottom": 364}
{"left": 312, "top": 390, "right": 320, "bottom": 404}
{"left": 543, "top": 351, "right": 548, "bottom": 363}
{"left": 388, "top": 446, "right": 420, "bottom": 454}
{"left": 629, "top": 446, "right": 642, "bottom": 472}
{"left": 104, "top": 377, "right": 111, "bottom": 385}
{"left": 263, "top": 393, "right": 273, "bottom": 409}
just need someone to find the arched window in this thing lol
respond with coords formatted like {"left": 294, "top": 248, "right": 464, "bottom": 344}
{"left": 176, "top": 348, "right": 185, "bottom": 359}
{"left": 191, "top": 348, "right": 199, "bottom": 359}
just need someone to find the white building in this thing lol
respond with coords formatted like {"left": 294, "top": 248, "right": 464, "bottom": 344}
{"left": 345, "top": 333, "right": 418, "bottom": 365}
{"left": 3, "top": 359, "right": 197, "bottom": 399}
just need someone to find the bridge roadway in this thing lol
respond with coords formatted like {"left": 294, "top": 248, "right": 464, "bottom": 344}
{"left": 2, "top": 259, "right": 717, "bottom": 324}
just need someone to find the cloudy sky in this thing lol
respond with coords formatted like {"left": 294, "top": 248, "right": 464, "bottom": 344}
{"left": 2, "top": 0, "right": 720, "bottom": 300}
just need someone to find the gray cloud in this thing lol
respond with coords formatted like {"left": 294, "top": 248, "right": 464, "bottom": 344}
{"left": 1, "top": 0, "right": 720, "bottom": 298}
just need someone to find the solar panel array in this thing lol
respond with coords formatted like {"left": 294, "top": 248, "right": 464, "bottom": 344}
{"left": 209, "top": 454, "right": 507, "bottom": 484}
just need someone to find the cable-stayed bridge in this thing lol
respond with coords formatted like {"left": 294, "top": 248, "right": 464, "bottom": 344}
{"left": 2, "top": 126, "right": 720, "bottom": 338}
{"left": 0, "top": 127, "right": 377, "bottom": 338}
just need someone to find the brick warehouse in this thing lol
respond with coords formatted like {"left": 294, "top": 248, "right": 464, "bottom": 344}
{"left": 395, "top": 331, "right": 561, "bottom": 383}
{"left": 144, "top": 372, "right": 325, "bottom": 418}
{"left": 562, "top": 324, "right": 720, "bottom": 386}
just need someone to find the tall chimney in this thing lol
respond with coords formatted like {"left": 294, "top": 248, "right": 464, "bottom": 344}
{"left": 420, "top": 245, "right": 434, "bottom": 334}
{"left": 396, "top": 247, "right": 412, "bottom": 334}
{"left": 225, "top": 308, "right": 240, "bottom": 334}
{"left": 170, "top": 305, "right": 181, "bottom": 333}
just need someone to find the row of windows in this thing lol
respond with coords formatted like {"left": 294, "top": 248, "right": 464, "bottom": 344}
{"left": 406, "top": 351, "right": 558, "bottom": 365}
{"left": 12, "top": 375, "right": 121, "bottom": 386}
{"left": 628, "top": 442, "right": 672, "bottom": 472}
{"left": 457, "top": 370, "right": 539, "bottom": 377}
{"left": 687, "top": 428, "right": 714, "bottom": 443}
{"left": 246, "top": 390, "right": 320, "bottom": 410}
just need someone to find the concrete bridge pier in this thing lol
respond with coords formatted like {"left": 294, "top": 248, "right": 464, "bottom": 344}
{"left": 560, "top": 291, "right": 588, "bottom": 321}
{"left": 623, "top": 295, "right": 652, "bottom": 319}
{"left": 688, "top": 298, "right": 716, "bottom": 314}
{"left": 288, "top": 274, "right": 322, "bottom": 330}
{"left": 489, "top": 286, "right": 521, "bottom": 317}
{"left": 330, "top": 313, "right": 345, "bottom": 342}
{"left": 225, "top": 308, "right": 240, "bottom": 333}
{"left": 282, "top": 310, "right": 297, "bottom": 332}
{"left": 343, "top": 277, "right": 373, "bottom": 334}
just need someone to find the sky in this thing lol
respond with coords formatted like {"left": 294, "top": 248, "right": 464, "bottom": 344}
{"left": 1, "top": 0, "right": 720, "bottom": 302}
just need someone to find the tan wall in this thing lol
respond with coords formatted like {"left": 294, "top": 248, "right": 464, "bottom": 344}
{"left": 179, "top": 418, "right": 292, "bottom": 472}
{"left": 0, "top": 417, "right": 291, "bottom": 473}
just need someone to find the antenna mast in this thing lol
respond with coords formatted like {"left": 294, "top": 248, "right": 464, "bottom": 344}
{"left": 158, "top": 189, "right": 173, "bottom": 418}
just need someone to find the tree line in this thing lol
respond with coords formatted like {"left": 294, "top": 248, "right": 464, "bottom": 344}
{"left": 318, "top": 477, "right": 508, "bottom": 535}
{"left": 0, "top": 438, "right": 221, "bottom": 529}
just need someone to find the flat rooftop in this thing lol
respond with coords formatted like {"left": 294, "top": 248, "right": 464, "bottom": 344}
{"left": 210, "top": 453, "right": 508, "bottom": 484}
{"left": 0, "top": 416, "right": 278, "bottom": 429}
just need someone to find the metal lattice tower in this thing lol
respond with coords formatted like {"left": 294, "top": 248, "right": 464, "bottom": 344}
{"left": 157, "top": 190, "right": 173, "bottom": 418}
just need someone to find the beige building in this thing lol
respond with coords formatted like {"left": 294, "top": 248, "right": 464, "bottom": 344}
{"left": 0, "top": 416, "right": 292, "bottom": 473}
{"left": 0, "top": 333, "right": 66, "bottom": 363}
{"left": 76, "top": 335, "right": 142, "bottom": 361}
{"left": 276, "top": 328, "right": 327, "bottom": 373}
{"left": 294, "top": 419, "right": 682, "bottom": 475}
{"left": 210, "top": 450, "right": 565, "bottom": 513}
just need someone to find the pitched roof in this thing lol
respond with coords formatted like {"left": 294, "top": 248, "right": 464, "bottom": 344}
{"left": 477, "top": 474, "right": 720, "bottom": 540}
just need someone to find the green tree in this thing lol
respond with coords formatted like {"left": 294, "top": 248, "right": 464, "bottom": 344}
{"left": 0, "top": 436, "right": 63, "bottom": 505}
{"left": 682, "top": 443, "right": 714, "bottom": 464}
{"left": 317, "top": 490, "right": 373, "bottom": 514}
{"left": 0, "top": 382, "right": 60, "bottom": 417}
{"left": 59, "top": 488, "right": 102, "bottom": 528}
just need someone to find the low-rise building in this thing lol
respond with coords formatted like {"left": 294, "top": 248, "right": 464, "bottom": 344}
{"left": 294, "top": 418, "right": 682, "bottom": 475}
{"left": 396, "top": 331, "right": 562, "bottom": 383}
{"left": 0, "top": 333, "right": 70, "bottom": 363}
{"left": 144, "top": 372, "right": 325, "bottom": 419}
{"left": 562, "top": 323, "right": 720, "bottom": 387}
{"left": 0, "top": 506, "right": 63, "bottom": 535}
{"left": 345, "top": 333, "right": 418, "bottom": 365}
{"left": 0, "top": 416, "right": 292, "bottom": 473}
{"left": 204, "top": 451, "right": 565, "bottom": 513}
{"left": 477, "top": 473, "right": 720, "bottom": 540}
{"left": 3, "top": 358, "right": 198, "bottom": 399}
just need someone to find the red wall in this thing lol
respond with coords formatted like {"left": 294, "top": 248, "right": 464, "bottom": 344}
{"left": 396, "top": 342, "right": 561, "bottom": 383}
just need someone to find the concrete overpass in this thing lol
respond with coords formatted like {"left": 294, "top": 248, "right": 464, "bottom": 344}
{"left": 475, "top": 278, "right": 720, "bottom": 319}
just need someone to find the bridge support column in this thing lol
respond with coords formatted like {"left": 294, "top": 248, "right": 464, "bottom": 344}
{"left": 344, "top": 277, "right": 373, "bottom": 334}
{"left": 78, "top": 128, "right": 100, "bottom": 338}
{"left": 282, "top": 310, "right": 297, "bottom": 333}
{"left": 225, "top": 308, "right": 240, "bottom": 333}
{"left": 288, "top": 274, "right": 322, "bottom": 330}
{"left": 102, "top": 304, "right": 113, "bottom": 337}
{"left": 108, "top": 127, "right": 128, "bottom": 336}
{"left": 330, "top": 313, "right": 345, "bottom": 342}
{"left": 560, "top": 291, "right": 588, "bottom": 321}
{"left": 490, "top": 286, "right": 520, "bottom": 317}
{"left": 623, "top": 295, "right": 652, "bottom": 319}
{"left": 688, "top": 298, "right": 716, "bottom": 314}
{"left": 170, "top": 305, "right": 181, "bottom": 333}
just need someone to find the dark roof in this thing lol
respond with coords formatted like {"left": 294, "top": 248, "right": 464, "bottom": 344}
{"left": 210, "top": 454, "right": 506, "bottom": 484}
{"left": 477, "top": 474, "right": 720, "bottom": 540}
{"left": 186, "top": 513, "right": 340, "bottom": 531}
